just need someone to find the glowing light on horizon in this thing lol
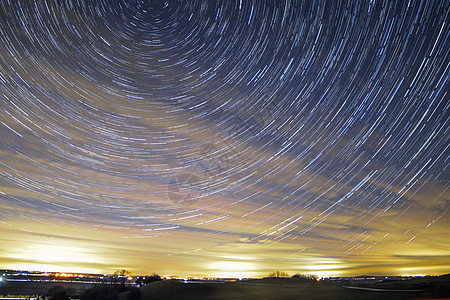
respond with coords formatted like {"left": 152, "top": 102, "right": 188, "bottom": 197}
{"left": 208, "top": 261, "right": 258, "bottom": 278}
{"left": 311, "top": 271, "right": 342, "bottom": 278}
{"left": 4, "top": 242, "right": 103, "bottom": 274}
{"left": 2, "top": 264, "right": 101, "bottom": 275}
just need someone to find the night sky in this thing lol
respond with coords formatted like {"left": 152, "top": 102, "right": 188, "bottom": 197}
{"left": 0, "top": 0, "right": 449, "bottom": 278}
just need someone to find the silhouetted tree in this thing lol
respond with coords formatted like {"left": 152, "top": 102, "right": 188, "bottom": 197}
{"left": 113, "top": 269, "right": 131, "bottom": 286}
{"left": 292, "top": 274, "right": 318, "bottom": 280}
{"left": 267, "top": 271, "right": 290, "bottom": 278}
{"left": 114, "top": 269, "right": 131, "bottom": 277}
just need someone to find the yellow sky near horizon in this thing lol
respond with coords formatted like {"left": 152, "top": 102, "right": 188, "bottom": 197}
{"left": 1, "top": 206, "right": 448, "bottom": 278}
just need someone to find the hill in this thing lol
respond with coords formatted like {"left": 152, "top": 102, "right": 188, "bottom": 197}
{"left": 119, "top": 275, "right": 450, "bottom": 300}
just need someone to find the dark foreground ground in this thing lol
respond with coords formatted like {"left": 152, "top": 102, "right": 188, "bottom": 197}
{"left": 1, "top": 275, "right": 449, "bottom": 299}
{"left": 0, "top": 280, "right": 95, "bottom": 296}
{"left": 121, "top": 276, "right": 450, "bottom": 300}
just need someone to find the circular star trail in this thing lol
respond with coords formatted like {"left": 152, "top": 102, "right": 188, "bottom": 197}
{"left": 0, "top": 0, "right": 448, "bottom": 275}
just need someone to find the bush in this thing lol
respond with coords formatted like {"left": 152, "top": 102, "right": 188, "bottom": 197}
{"left": 136, "top": 273, "right": 162, "bottom": 286}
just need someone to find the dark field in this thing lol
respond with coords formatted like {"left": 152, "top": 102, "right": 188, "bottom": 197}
{"left": 1, "top": 275, "right": 449, "bottom": 299}
{"left": 0, "top": 280, "right": 106, "bottom": 296}
{"left": 120, "top": 276, "right": 450, "bottom": 300}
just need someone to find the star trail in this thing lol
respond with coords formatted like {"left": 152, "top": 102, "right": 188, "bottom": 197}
{"left": 0, "top": 0, "right": 449, "bottom": 277}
